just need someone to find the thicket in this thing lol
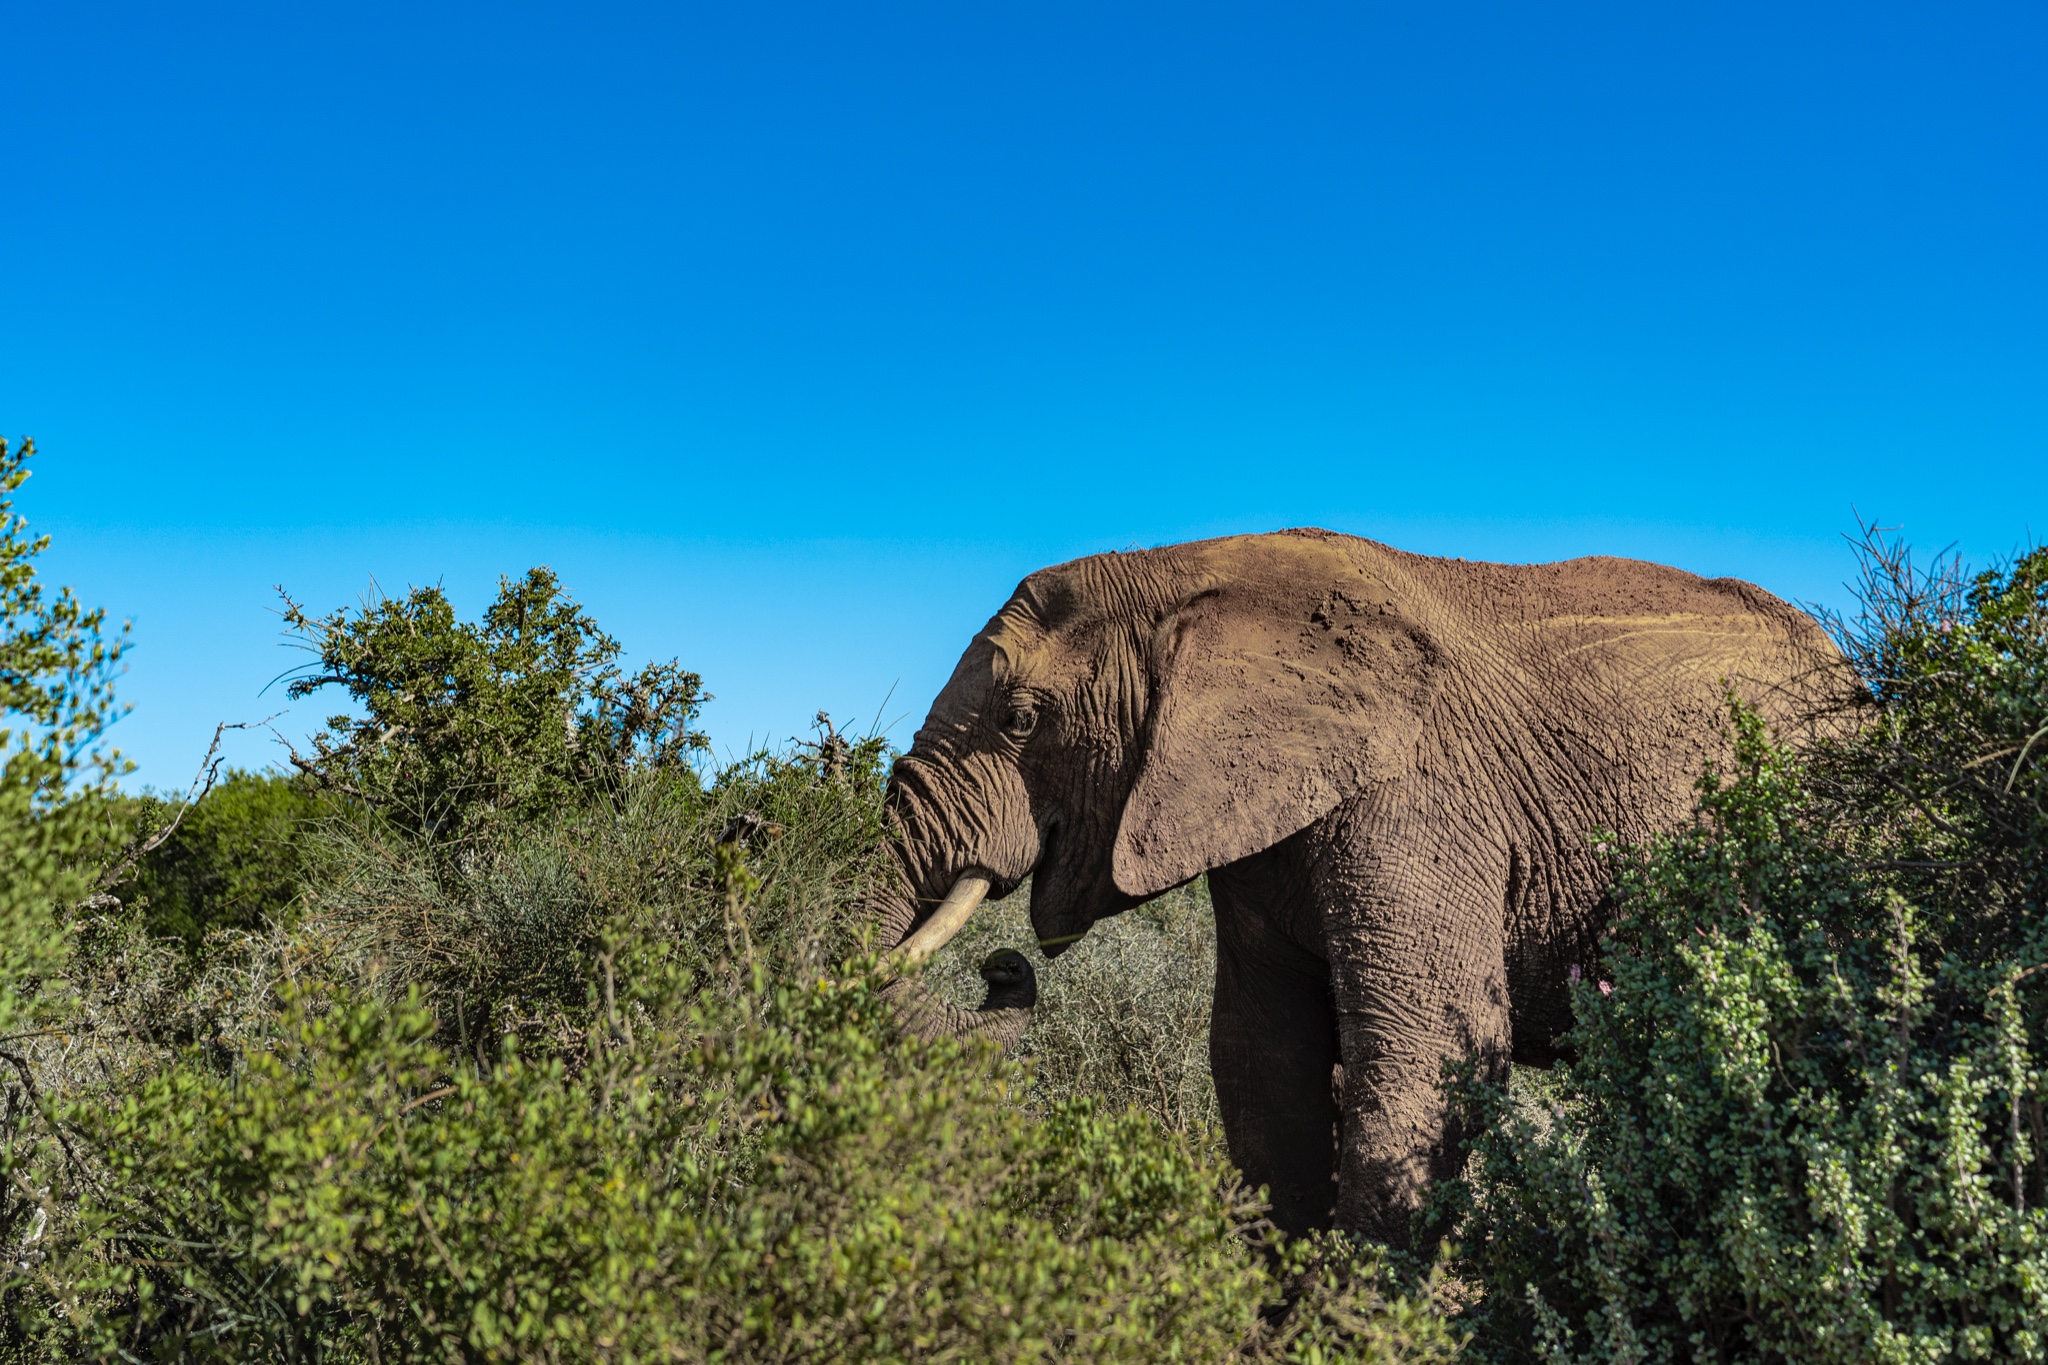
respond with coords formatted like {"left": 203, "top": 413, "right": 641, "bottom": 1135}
{"left": 1437, "top": 535, "right": 2048, "bottom": 1363}
{"left": 0, "top": 437, "right": 1455, "bottom": 1362}
{"left": 118, "top": 769, "right": 330, "bottom": 947}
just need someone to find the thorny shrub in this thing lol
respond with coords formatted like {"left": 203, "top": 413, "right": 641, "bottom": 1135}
{"left": 929, "top": 879, "right": 1221, "bottom": 1137}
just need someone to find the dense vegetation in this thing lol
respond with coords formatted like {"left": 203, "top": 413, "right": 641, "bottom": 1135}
{"left": 0, "top": 437, "right": 1454, "bottom": 1362}
{"left": 3, "top": 429, "right": 2043, "bottom": 1362}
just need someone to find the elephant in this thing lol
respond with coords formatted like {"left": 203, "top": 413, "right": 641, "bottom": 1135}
{"left": 873, "top": 528, "right": 1836, "bottom": 1244}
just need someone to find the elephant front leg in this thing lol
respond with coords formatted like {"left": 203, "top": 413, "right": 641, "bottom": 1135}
{"left": 1324, "top": 847, "right": 1512, "bottom": 1245}
{"left": 1209, "top": 857, "right": 1341, "bottom": 1237}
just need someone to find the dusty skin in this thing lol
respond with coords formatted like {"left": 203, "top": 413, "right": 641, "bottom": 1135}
{"left": 877, "top": 529, "right": 1839, "bottom": 1245}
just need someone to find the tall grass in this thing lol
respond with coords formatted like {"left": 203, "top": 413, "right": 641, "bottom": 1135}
{"left": 290, "top": 752, "right": 892, "bottom": 1057}
{"left": 927, "top": 879, "right": 1220, "bottom": 1137}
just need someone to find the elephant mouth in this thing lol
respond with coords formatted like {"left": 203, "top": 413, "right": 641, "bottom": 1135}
{"left": 1030, "top": 816, "right": 1087, "bottom": 959}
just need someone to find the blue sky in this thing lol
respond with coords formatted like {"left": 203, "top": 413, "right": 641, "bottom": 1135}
{"left": 3, "top": 1, "right": 2043, "bottom": 786}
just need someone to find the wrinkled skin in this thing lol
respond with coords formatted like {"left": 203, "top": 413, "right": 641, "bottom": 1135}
{"left": 876, "top": 530, "right": 1838, "bottom": 1244}
{"left": 884, "top": 949, "right": 1038, "bottom": 1052}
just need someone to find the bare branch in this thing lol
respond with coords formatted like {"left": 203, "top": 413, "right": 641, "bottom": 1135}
{"left": 87, "top": 716, "right": 279, "bottom": 904}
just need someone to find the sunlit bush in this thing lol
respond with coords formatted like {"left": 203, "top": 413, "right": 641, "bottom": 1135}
{"left": 277, "top": 568, "right": 709, "bottom": 841}
{"left": 1440, "top": 540, "right": 2048, "bottom": 1364}
{"left": 30, "top": 894, "right": 1455, "bottom": 1362}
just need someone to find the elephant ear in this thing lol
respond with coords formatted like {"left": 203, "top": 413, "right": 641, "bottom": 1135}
{"left": 1111, "top": 584, "right": 1441, "bottom": 899}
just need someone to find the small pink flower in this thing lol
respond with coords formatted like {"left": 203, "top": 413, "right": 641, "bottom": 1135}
{"left": 1569, "top": 964, "right": 1583, "bottom": 984}
{"left": 1599, "top": 981, "right": 1613, "bottom": 996}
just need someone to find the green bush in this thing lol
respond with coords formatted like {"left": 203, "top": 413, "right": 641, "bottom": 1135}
{"left": 1440, "top": 540, "right": 2048, "bottom": 1364}
{"left": 30, "top": 894, "right": 1458, "bottom": 1362}
{"left": 0, "top": 435, "right": 128, "bottom": 1032}
{"left": 124, "top": 770, "right": 330, "bottom": 947}
{"left": 1808, "top": 536, "right": 2048, "bottom": 966}
{"left": 279, "top": 568, "right": 709, "bottom": 841}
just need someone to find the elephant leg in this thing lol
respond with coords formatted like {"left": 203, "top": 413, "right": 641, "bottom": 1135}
{"left": 1208, "top": 852, "right": 1340, "bottom": 1236}
{"left": 1317, "top": 810, "right": 1513, "bottom": 1245}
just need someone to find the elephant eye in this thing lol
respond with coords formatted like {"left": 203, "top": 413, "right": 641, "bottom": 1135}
{"left": 1001, "top": 703, "right": 1038, "bottom": 738}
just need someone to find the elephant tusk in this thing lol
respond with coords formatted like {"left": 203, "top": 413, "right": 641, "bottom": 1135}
{"left": 892, "top": 872, "right": 992, "bottom": 964}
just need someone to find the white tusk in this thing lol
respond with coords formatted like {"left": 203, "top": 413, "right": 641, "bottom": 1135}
{"left": 892, "top": 872, "right": 992, "bottom": 964}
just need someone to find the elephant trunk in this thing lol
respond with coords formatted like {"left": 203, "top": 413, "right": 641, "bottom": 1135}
{"left": 882, "top": 949, "right": 1037, "bottom": 1052}
{"left": 873, "top": 748, "right": 1043, "bottom": 1052}
{"left": 872, "top": 870, "right": 1035, "bottom": 1053}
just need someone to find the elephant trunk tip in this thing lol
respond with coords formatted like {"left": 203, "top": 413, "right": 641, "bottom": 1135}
{"left": 978, "top": 948, "right": 1037, "bottom": 1011}
{"left": 880, "top": 946, "right": 1038, "bottom": 1052}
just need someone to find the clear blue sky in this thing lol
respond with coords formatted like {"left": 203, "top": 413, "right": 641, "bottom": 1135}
{"left": 3, "top": 1, "right": 2043, "bottom": 787}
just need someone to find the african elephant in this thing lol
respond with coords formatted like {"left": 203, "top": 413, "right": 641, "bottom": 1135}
{"left": 874, "top": 529, "right": 1835, "bottom": 1244}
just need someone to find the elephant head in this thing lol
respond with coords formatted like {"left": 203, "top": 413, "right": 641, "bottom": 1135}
{"left": 874, "top": 530, "right": 1440, "bottom": 1044}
